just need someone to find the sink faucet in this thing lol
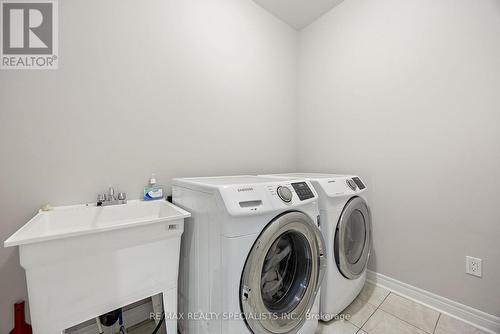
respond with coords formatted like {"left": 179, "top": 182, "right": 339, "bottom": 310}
{"left": 97, "top": 186, "right": 127, "bottom": 206}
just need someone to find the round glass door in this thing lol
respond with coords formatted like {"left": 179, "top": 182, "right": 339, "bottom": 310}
{"left": 344, "top": 210, "right": 366, "bottom": 264}
{"left": 261, "top": 232, "right": 312, "bottom": 314}
{"left": 241, "top": 212, "right": 326, "bottom": 334}
{"left": 335, "top": 197, "right": 371, "bottom": 279}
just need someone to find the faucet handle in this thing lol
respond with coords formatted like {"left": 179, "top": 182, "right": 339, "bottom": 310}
{"left": 108, "top": 186, "right": 116, "bottom": 201}
{"left": 97, "top": 193, "right": 106, "bottom": 203}
{"left": 118, "top": 192, "right": 126, "bottom": 201}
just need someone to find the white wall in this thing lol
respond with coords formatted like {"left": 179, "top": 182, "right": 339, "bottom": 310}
{"left": 298, "top": 0, "right": 500, "bottom": 316}
{"left": 0, "top": 0, "right": 297, "bottom": 331}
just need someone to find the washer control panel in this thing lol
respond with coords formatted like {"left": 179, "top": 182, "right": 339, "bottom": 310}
{"left": 277, "top": 186, "right": 293, "bottom": 203}
{"left": 209, "top": 179, "right": 317, "bottom": 216}
{"left": 291, "top": 182, "right": 315, "bottom": 201}
{"left": 346, "top": 179, "right": 357, "bottom": 191}
{"left": 352, "top": 177, "right": 366, "bottom": 190}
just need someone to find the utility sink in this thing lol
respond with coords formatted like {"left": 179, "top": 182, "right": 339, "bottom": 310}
{"left": 4, "top": 200, "right": 191, "bottom": 334}
{"left": 5, "top": 200, "right": 190, "bottom": 247}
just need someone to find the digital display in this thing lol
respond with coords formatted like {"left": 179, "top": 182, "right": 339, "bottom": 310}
{"left": 291, "top": 182, "right": 315, "bottom": 201}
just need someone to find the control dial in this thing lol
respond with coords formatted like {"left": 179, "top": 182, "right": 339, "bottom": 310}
{"left": 277, "top": 186, "right": 293, "bottom": 203}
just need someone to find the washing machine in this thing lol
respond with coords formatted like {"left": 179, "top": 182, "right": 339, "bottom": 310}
{"left": 172, "top": 176, "right": 326, "bottom": 334}
{"left": 261, "top": 173, "right": 372, "bottom": 321}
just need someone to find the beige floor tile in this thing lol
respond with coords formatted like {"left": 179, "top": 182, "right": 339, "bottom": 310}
{"left": 379, "top": 293, "right": 439, "bottom": 333}
{"left": 357, "top": 283, "right": 390, "bottom": 307}
{"left": 435, "top": 314, "right": 489, "bottom": 334}
{"left": 362, "top": 309, "right": 427, "bottom": 334}
{"left": 343, "top": 297, "right": 377, "bottom": 328}
{"left": 357, "top": 331, "right": 368, "bottom": 334}
{"left": 317, "top": 319, "right": 359, "bottom": 334}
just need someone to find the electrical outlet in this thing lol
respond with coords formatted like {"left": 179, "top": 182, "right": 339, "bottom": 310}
{"left": 466, "top": 256, "right": 482, "bottom": 278}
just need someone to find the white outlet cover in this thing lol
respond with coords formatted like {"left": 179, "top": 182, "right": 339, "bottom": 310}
{"left": 466, "top": 256, "right": 482, "bottom": 278}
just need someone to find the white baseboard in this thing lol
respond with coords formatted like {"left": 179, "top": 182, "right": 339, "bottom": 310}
{"left": 367, "top": 270, "right": 500, "bottom": 334}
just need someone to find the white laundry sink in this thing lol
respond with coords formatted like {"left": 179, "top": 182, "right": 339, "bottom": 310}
{"left": 4, "top": 200, "right": 190, "bottom": 334}
{"left": 5, "top": 199, "right": 189, "bottom": 247}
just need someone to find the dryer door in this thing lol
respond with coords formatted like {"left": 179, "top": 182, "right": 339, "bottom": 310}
{"left": 335, "top": 197, "right": 372, "bottom": 279}
{"left": 240, "top": 211, "right": 326, "bottom": 334}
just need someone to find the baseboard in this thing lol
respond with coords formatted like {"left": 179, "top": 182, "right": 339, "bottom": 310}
{"left": 367, "top": 270, "right": 500, "bottom": 334}
{"left": 67, "top": 301, "right": 153, "bottom": 334}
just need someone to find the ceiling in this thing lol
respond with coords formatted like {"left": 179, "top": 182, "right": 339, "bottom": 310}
{"left": 252, "top": 0, "right": 345, "bottom": 30}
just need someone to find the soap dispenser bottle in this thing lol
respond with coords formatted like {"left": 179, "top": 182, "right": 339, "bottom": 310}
{"left": 143, "top": 174, "right": 164, "bottom": 201}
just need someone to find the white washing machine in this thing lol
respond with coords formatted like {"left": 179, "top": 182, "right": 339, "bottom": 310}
{"left": 172, "top": 176, "right": 326, "bottom": 334}
{"left": 261, "top": 173, "right": 372, "bottom": 321}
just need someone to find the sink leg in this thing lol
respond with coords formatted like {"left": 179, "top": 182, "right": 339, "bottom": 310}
{"left": 162, "top": 288, "right": 177, "bottom": 334}
{"left": 151, "top": 294, "right": 163, "bottom": 326}
{"left": 30, "top": 311, "right": 67, "bottom": 334}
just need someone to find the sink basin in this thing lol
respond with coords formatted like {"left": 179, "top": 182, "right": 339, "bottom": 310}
{"left": 5, "top": 199, "right": 190, "bottom": 247}
{"left": 4, "top": 199, "right": 191, "bottom": 334}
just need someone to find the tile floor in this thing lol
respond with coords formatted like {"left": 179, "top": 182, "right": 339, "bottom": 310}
{"left": 317, "top": 283, "right": 489, "bottom": 334}
{"left": 128, "top": 283, "right": 489, "bottom": 334}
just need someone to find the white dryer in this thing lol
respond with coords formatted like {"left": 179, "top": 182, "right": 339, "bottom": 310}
{"left": 172, "top": 176, "right": 326, "bottom": 334}
{"left": 262, "top": 174, "right": 372, "bottom": 321}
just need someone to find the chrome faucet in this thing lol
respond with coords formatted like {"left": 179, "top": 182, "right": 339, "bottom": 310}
{"left": 97, "top": 186, "right": 127, "bottom": 206}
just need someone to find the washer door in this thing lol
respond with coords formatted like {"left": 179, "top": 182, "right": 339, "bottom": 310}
{"left": 335, "top": 197, "right": 372, "bottom": 279}
{"left": 240, "top": 212, "right": 326, "bottom": 334}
